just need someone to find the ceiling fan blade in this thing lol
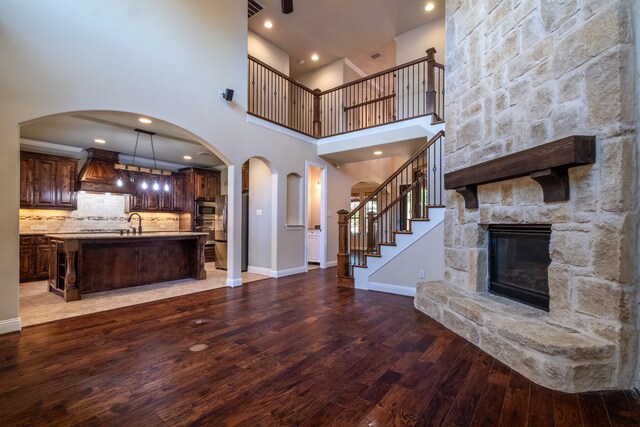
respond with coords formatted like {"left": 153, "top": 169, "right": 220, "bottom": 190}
{"left": 281, "top": 0, "right": 293, "bottom": 14}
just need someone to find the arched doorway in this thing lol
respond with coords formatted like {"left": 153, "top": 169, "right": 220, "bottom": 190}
{"left": 17, "top": 110, "right": 238, "bottom": 324}
{"left": 242, "top": 157, "right": 278, "bottom": 277}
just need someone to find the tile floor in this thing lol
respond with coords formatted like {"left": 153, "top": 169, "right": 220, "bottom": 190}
{"left": 19, "top": 263, "right": 269, "bottom": 326}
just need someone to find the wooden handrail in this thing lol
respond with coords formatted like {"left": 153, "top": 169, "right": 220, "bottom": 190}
{"left": 249, "top": 47, "right": 444, "bottom": 140}
{"left": 248, "top": 55, "right": 316, "bottom": 93}
{"left": 343, "top": 94, "right": 396, "bottom": 112}
{"left": 372, "top": 180, "right": 420, "bottom": 222}
{"left": 345, "top": 130, "right": 445, "bottom": 221}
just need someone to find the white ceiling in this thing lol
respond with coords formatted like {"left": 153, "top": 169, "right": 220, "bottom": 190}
{"left": 320, "top": 137, "right": 426, "bottom": 165}
{"left": 249, "top": 0, "right": 446, "bottom": 77}
{"left": 20, "top": 112, "right": 225, "bottom": 169}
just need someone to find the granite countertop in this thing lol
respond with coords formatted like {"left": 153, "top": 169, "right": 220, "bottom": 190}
{"left": 44, "top": 231, "right": 208, "bottom": 240}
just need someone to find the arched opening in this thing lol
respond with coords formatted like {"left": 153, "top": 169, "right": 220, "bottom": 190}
{"left": 286, "top": 172, "right": 303, "bottom": 227}
{"left": 16, "top": 110, "right": 261, "bottom": 325}
{"left": 242, "top": 157, "right": 278, "bottom": 277}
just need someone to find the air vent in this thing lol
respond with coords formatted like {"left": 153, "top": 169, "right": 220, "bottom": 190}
{"left": 248, "top": 0, "right": 264, "bottom": 18}
{"left": 370, "top": 53, "right": 382, "bottom": 60}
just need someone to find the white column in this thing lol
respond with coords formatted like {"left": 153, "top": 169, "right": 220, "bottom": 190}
{"left": 226, "top": 164, "right": 242, "bottom": 287}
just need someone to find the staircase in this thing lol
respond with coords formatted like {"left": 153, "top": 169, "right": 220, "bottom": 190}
{"left": 337, "top": 131, "right": 445, "bottom": 292}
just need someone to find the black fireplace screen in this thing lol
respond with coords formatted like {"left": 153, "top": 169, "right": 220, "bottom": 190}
{"left": 488, "top": 225, "right": 552, "bottom": 311}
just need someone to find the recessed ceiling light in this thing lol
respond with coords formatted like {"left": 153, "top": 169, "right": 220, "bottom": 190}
{"left": 311, "top": 53, "right": 319, "bottom": 61}
{"left": 264, "top": 20, "right": 273, "bottom": 29}
{"left": 374, "top": 151, "right": 383, "bottom": 155}
{"left": 138, "top": 117, "right": 152, "bottom": 124}
{"left": 298, "top": 59, "right": 305, "bottom": 65}
{"left": 94, "top": 138, "right": 106, "bottom": 144}
{"left": 183, "top": 155, "right": 192, "bottom": 160}
{"left": 425, "top": 2, "right": 435, "bottom": 11}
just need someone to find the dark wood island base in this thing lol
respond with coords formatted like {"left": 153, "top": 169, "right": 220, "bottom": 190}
{"left": 47, "top": 232, "right": 208, "bottom": 302}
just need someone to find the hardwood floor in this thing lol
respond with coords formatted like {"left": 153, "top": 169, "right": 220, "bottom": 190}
{"left": 0, "top": 267, "right": 638, "bottom": 426}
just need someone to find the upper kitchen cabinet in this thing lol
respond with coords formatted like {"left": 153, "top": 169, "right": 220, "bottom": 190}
{"left": 125, "top": 172, "right": 186, "bottom": 213}
{"left": 179, "top": 168, "right": 221, "bottom": 211}
{"left": 194, "top": 168, "right": 220, "bottom": 201}
{"left": 20, "top": 151, "right": 77, "bottom": 210}
{"left": 171, "top": 173, "right": 186, "bottom": 212}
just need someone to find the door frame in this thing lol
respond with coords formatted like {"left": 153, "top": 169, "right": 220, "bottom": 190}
{"left": 305, "top": 161, "right": 327, "bottom": 269}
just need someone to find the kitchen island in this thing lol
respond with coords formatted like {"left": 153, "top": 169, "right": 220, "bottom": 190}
{"left": 46, "top": 232, "right": 208, "bottom": 302}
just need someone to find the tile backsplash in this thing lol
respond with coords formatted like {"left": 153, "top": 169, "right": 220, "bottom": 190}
{"left": 20, "top": 192, "right": 183, "bottom": 233}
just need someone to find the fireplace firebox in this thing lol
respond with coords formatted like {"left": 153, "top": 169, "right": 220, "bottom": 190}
{"left": 488, "top": 225, "right": 552, "bottom": 311}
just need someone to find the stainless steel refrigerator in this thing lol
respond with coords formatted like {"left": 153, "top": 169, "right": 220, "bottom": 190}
{"left": 214, "top": 194, "right": 248, "bottom": 271}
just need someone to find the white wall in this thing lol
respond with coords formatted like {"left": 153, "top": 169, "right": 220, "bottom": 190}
{"left": 396, "top": 18, "right": 446, "bottom": 65}
{"left": 0, "top": 0, "right": 353, "bottom": 327}
{"left": 248, "top": 30, "right": 290, "bottom": 75}
{"left": 369, "top": 221, "right": 444, "bottom": 289}
{"left": 248, "top": 158, "right": 273, "bottom": 270}
{"left": 295, "top": 59, "right": 346, "bottom": 91}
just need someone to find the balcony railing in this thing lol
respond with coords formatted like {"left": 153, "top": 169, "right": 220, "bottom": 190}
{"left": 248, "top": 48, "right": 444, "bottom": 139}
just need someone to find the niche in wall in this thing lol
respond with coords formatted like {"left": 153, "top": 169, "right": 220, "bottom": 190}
{"left": 286, "top": 172, "right": 303, "bottom": 226}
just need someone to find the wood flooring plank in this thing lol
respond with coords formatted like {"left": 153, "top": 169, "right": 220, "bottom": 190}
{"left": 498, "top": 370, "right": 531, "bottom": 427}
{"left": 554, "top": 391, "right": 584, "bottom": 427}
{"left": 414, "top": 344, "right": 480, "bottom": 427}
{"left": 602, "top": 391, "right": 639, "bottom": 427}
{"left": 624, "top": 391, "right": 640, "bottom": 424}
{"left": 528, "top": 382, "right": 555, "bottom": 426}
{"left": 328, "top": 397, "right": 376, "bottom": 427}
{"left": 0, "top": 267, "right": 636, "bottom": 426}
{"left": 468, "top": 359, "right": 511, "bottom": 427}
{"left": 579, "top": 393, "right": 612, "bottom": 427}
{"left": 444, "top": 350, "right": 494, "bottom": 426}
{"left": 303, "top": 401, "right": 346, "bottom": 426}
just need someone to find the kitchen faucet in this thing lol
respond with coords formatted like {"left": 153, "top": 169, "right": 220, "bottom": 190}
{"left": 127, "top": 213, "right": 142, "bottom": 234}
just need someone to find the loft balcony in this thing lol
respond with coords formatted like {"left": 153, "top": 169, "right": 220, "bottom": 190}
{"left": 247, "top": 47, "right": 445, "bottom": 140}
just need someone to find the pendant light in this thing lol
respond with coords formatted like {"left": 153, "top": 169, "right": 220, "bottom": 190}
{"left": 115, "top": 128, "right": 171, "bottom": 192}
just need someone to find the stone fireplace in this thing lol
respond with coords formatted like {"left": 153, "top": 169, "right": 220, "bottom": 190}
{"left": 415, "top": 0, "right": 639, "bottom": 393}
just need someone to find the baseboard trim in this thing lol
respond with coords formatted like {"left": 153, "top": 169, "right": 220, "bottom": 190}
{"left": 247, "top": 266, "right": 273, "bottom": 277}
{"left": 226, "top": 278, "right": 243, "bottom": 287}
{"left": 324, "top": 260, "right": 337, "bottom": 268}
{"left": 274, "top": 266, "right": 307, "bottom": 278}
{"left": 0, "top": 317, "right": 22, "bottom": 334}
{"left": 368, "top": 281, "right": 416, "bottom": 297}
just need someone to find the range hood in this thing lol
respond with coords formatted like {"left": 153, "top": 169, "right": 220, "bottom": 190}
{"left": 76, "top": 148, "right": 135, "bottom": 194}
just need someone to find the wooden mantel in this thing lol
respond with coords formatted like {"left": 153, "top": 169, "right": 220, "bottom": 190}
{"left": 444, "top": 135, "right": 596, "bottom": 208}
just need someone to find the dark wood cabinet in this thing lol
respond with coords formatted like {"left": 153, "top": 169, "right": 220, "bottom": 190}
{"left": 20, "top": 156, "right": 34, "bottom": 206}
{"left": 126, "top": 172, "right": 186, "bottom": 213}
{"left": 179, "top": 168, "right": 221, "bottom": 213}
{"left": 171, "top": 174, "right": 186, "bottom": 212}
{"left": 128, "top": 172, "right": 146, "bottom": 211}
{"left": 19, "top": 235, "right": 51, "bottom": 282}
{"left": 20, "top": 152, "right": 77, "bottom": 210}
{"left": 56, "top": 161, "right": 77, "bottom": 209}
{"left": 194, "top": 169, "right": 220, "bottom": 201}
{"left": 242, "top": 161, "right": 249, "bottom": 193}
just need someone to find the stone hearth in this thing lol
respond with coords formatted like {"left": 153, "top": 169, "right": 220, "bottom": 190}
{"left": 415, "top": 0, "right": 639, "bottom": 393}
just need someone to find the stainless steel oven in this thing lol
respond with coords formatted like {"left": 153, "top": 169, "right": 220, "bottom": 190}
{"left": 194, "top": 219, "right": 215, "bottom": 245}
{"left": 195, "top": 201, "right": 216, "bottom": 220}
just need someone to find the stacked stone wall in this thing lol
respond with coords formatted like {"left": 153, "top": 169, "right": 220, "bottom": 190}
{"left": 435, "top": 0, "right": 639, "bottom": 390}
